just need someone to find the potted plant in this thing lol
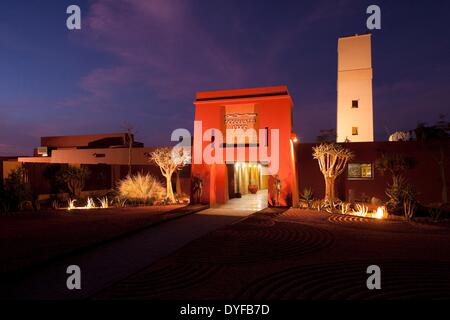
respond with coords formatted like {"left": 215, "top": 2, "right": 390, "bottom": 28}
{"left": 248, "top": 184, "right": 258, "bottom": 194}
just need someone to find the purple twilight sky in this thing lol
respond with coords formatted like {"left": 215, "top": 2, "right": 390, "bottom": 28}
{"left": 0, "top": 0, "right": 449, "bottom": 155}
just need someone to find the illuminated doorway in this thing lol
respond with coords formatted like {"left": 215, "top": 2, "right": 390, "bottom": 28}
{"left": 225, "top": 162, "right": 268, "bottom": 210}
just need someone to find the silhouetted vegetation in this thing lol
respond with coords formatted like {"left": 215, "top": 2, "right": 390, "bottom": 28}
{"left": 415, "top": 115, "right": 450, "bottom": 204}
{"left": 376, "top": 153, "right": 417, "bottom": 215}
{"left": 316, "top": 129, "right": 337, "bottom": 143}
{"left": 55, "top": 165, "right": 90, "bottom": 198}
{"left": 0, "top": 166, "right": 32, "bottom": 213}
{"left": 300, "top": 187, "right": 314, "bottom": 209}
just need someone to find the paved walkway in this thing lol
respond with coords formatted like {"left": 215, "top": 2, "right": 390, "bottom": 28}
{"left": 219, "top": 190, "right": 268, "bottom": 212}
{"left": 5, "top": 200, "right": 263, "bottom": 300}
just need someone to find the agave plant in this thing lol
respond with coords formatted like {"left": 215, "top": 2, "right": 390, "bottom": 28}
{"left": 353, "top": 203, "right": 369, "bottom": 217}
{"left": 52, "top": 199, "right": 60, "bottom": 210}
{"left": 316, "top": 199, "right": 325, "bottom": 212}
{"left": 300, "top": 187, "right": 314, "bottom": 209}
{"left": 86, "top": 197, "right": 96, "bottom": 209}
{"left": 98, "top": 196, "right": 109, "bottom": 209}
{"left": 403, "top": 199, "right": 415, "bottom": 221}
{"left": 67, "top": 199, "right": 76, "bottom": 210}
{"left": 340, "top": 202, "right": 351, "bottom": 215}
{"left": 113, "top": 197, "right": 127, "bottom": 208}
{"left": 402, "top": 184, "right": 417, "bottom": 221}
{"left": 385, "top": 176, "right": 407, "bottom": 212}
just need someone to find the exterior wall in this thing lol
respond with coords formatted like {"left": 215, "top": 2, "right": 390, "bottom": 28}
{"left": 41, "top": 133, "right": 128, "bottom": 148}
{"left": 9, "top": 162, "right": 190, "bottom": 200}
{"left": 18, "top": 147, "right": 156, "bottom": 165}
{"left": 2, "top": 160, "right": 22, "bottom": 183}
{"left": 297, "top": 141, "right": 450, "bottom": 205}
{"left": 337, "top": 34, "right": 374, "bottom": 143}
{"left": 192, "top": 86, "right": 299, "bottom": 207}
{"left": 11, "top": 145, "right": 191, "bottom": 199}
{"left": 1, "top": 157, "right": 17, "bottom": 183}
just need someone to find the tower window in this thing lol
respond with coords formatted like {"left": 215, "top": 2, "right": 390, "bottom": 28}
{"left": 352, "top": 100, "right": 359, "bottom": 108}
{"left": 352, "top": 127, "right": 359, "bottom": 136}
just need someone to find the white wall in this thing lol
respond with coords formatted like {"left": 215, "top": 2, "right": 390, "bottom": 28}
{"left": 337, "top": 34, "right": 374, "bottom": 143}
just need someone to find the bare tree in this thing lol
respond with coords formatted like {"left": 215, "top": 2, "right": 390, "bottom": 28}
{"left": 149, "top": 147, "right": 190, "bottom": 203}
{"left": 122, "top": 122, "right": 134, "bottom": 176}
{"left": 313, "top": 143, "right": 354, "bottom": 201}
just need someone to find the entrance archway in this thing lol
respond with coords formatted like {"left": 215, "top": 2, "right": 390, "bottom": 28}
{"left": 223, "top": 162, "right": 269, "bottom": 210}
{"left": 191, "top": 86, "right": 299, "bottom": 207}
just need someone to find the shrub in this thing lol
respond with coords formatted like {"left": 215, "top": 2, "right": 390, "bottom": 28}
{"left": 0, "top": 185, "right": 6, "bottom": 214}
{"left": 117, "top": 173, "right": 165, "bottom": 204}
{"left": 56, "top": 165, "right": 90, "bottom": 198}
{"left": 300, "top": 187, "right": 314, "bottom": 209}
{"left": 402, "top": 184, "right": 418, "bottom": 221}
{"left": 376, "top": 153, "right": 415, "bottom": 178}
{"left": 43, "top": 164, "right": 64, "bottom": 195}
{"left": 3, "top": 166, "right": 32, "bottom": 211}
{"left": 386, "top": 176, "right": 418, "bottom": 219}
{"left": 385, "top": 176, "right": 407, "bottom": 213}
{"left": 428, "top": 204, "right": 444, "bottom": 223}
{"left": 313, "top": 198, "right": 342, "bottom": 214}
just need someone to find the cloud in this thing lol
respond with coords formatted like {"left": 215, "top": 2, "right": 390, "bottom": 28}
{"left": 65, "top": 0, "right": 249, "bottom": 108}
{"left": 56, "top": 0, "right": 363, "bottom": 145}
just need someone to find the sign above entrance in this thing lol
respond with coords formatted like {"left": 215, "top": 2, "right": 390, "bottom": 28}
{"left": 224, "top": 113, "right": 257, "bottom": 131}
{"left": 224, "top": 105, "right": 259, "bottom": 145}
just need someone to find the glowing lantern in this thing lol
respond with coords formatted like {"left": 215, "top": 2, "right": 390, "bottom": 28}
{"left": 375, "top": 206, "right": 386, "bottom": 220}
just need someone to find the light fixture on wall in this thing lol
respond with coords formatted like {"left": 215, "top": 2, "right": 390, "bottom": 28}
{"left": 290, "top": 132, "right": 299, "bottom": 143}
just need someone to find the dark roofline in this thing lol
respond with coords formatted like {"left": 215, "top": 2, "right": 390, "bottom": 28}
{"left": 195, "top": 90, "right": 289, "bottom": 102}
{"left": 339, "top": 32, "right": 372, "bottom": 40}
{"left": 41, "top": 132, "right": 128, "bottom": 140}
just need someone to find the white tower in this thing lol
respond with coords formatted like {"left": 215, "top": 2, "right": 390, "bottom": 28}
{"left": 337, "top": 34, "right": 374, "bottom": 142}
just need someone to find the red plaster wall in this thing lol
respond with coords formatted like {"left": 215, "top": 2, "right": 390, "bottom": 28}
{"left": 192, "top": 86, "right": 298, "bottom": 207}
{"left": 297, "top": 141, "right": 450, "bottom": 205}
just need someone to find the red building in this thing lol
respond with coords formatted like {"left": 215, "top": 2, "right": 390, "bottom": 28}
{"left": 3, "top": 88, "right": 448, "bottom": 208}
{"left": 191, "top": 86, "right": 299, "bottom": 207}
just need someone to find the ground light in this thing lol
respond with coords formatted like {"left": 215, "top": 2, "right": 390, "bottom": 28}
{"left": 67, "top": 197, "right": 109, "bottom": 211}
{"left": 349, "top": 204, "right": 387, "bottom": 220}
{"left": 375, "top": 206, "right": 386, "bottom": 219}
